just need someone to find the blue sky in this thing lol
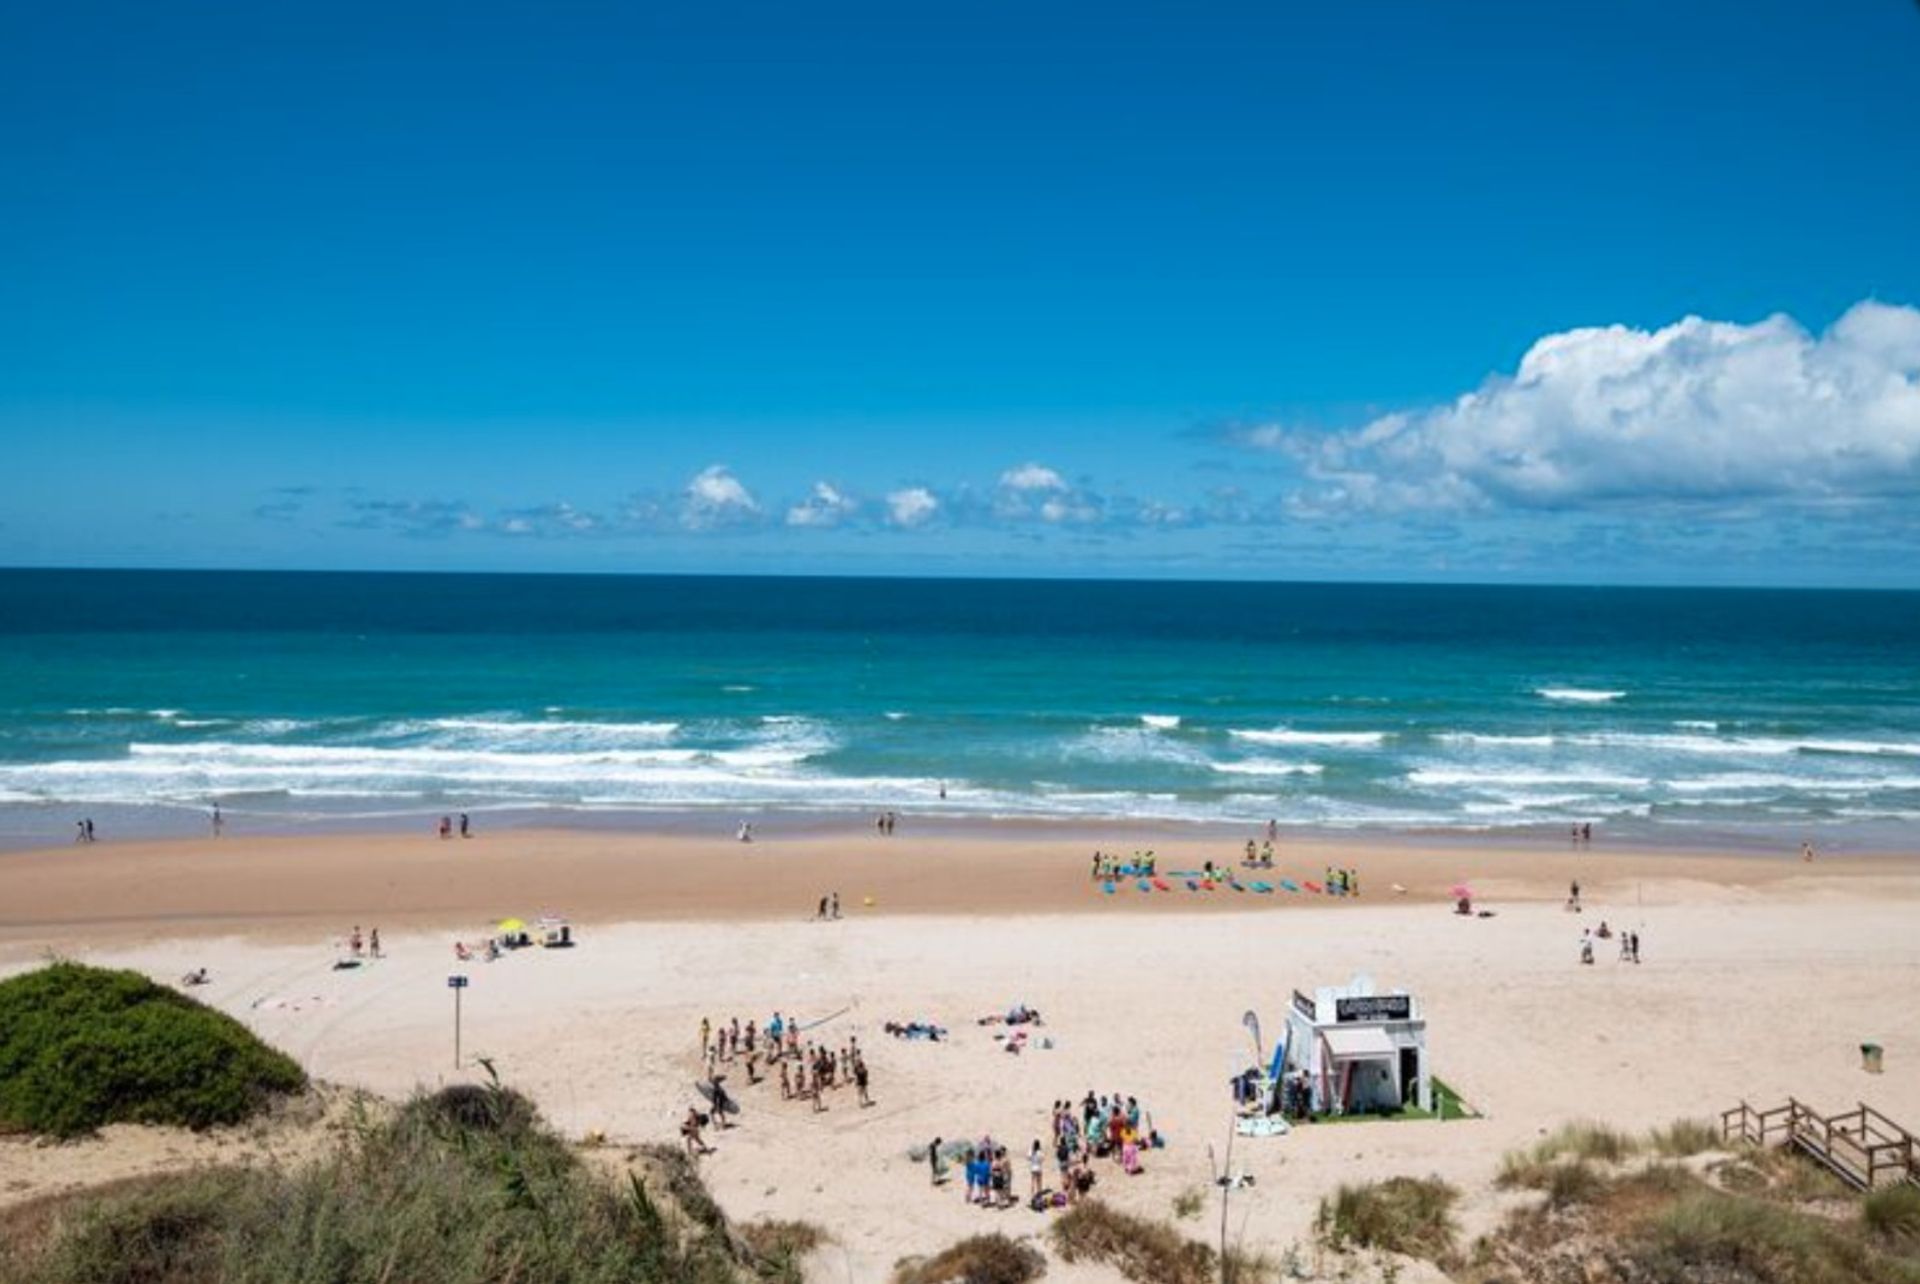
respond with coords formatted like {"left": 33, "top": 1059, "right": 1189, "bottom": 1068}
{"left": 2, "top": 1, "right": 1917, "bottom": 584}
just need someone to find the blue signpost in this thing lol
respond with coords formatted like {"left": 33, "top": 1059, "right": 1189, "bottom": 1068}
{"left": 448, "top": 974, "right": 469, "bottom": 1068}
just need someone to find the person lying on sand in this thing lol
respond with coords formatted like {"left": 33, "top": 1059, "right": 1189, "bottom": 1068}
{"left": 180, "top": 967, "right": 209, "bottom": 986}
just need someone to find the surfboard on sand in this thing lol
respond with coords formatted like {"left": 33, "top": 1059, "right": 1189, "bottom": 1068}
{"left": 1304, "top": 880, "right": 1323, "bottom": 894}
{"left": 1137, "top": 879, "right": 1152, "bottom": 893}
{"left": 1251, "top": 881, "right": 1274, "bottom": 893}
{"left": 1280, "top": 879, "right": 1300, "bottom": 892}
{"left": 1185, "top": 879, "right": 1200, "bottom": 891}
{"left": 696, "top": 1081, "right": 740, "bottom": 1115}
{"left": 1152, "top": 878, "right": 1172, "bottom": 892}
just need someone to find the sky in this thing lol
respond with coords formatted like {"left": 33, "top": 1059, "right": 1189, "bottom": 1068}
{"left": 2, "top": 1, "right": 1917, "bottom": 585}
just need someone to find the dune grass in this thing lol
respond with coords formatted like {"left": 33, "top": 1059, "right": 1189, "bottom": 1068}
{"left": 1642, "top": 1187, "right": 1920, "bottom": 1284}
{"left": 893, "top": 1234, "right": 1045, "bottom": 1284}
{"left": 1313, "top": 1176, "right": 1458, "bottom": 1261}
{"left": 1866, "top": 1183, "right": 1920, "bottom": 1242}
{"left": 1647, "top": 1117, "right": 1721, "bottom": 1158}
{"left": 0, "top": 962, "right": 305, "bottom": 1138}
{"left": 0, "top": 1075, "right": 756, "bottom": 1284}
{"left": 1048, "top": 1198, "right": 1278, "bottom": 1284}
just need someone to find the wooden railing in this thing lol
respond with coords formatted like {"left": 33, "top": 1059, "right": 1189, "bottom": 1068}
{"left": 1722, "top": 1098, "right": 1920, "bottom": 1190}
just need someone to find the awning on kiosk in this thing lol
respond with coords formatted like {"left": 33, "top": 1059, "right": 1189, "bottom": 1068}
{"left": 1321, "top": 1025, "right": 1396, "bottom": 1060}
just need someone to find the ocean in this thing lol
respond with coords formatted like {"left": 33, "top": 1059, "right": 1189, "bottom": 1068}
{"left": 2, "top": 569, "right": 1918, "bottom": 849}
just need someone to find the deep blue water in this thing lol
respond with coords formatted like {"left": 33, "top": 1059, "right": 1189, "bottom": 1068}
{"left": 3, "top": 569, "right": 1918, "bottom": 845}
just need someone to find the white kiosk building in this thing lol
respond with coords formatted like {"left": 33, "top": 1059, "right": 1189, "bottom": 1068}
{"left": 1282, "top": 976, "right": 1431, "bottom": 1116}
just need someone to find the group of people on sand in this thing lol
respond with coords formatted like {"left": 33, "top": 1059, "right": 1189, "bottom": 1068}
{"left": 1581, "top": 922, "right": 1642, "bottom": 965}
{"left": 686, "top": 1011, "right": 874, "bottom": 1147}
{"left": 436, "top": 813, "right": 472, "bottom": 839}
{"left": 346, "top": 924, "right": 382, "bottom": 958}
{"left": 1322, "top": 866, "right": 1359, "bottom": 896}
{"left": 1090, "top": 851, "right": 1155, "bottom": 879}
{"left": 1242, "top": 840, "right": 1276, "bottom": 868}
{"left": 875, "top": 811, "right": 901, "bottom": 835}
{"left": 1569, "top": 822, "right": 1594, "bottom": 845}
{"left": 814, "top": 892, "right": 841, "bottom": 920}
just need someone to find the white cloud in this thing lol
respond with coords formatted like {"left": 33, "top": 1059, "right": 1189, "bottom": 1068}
{"left": 886, "top": 487, "right": 939, "bottom": 528}
{"left": 1264, "top": 299, "right": 1920, "bottom": 513}
{"left": 999, "top": 462, "right": 1068, "bottom": 492}
{"left": 785, "top": 481, "right": 858, "bottom": 528}
{"left": 681, "top": 465, "right": 761, "bottom": 529}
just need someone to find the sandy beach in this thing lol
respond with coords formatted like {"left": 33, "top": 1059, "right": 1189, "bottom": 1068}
{"left": 5, "top": 823, "right": 1920, "bottom": 1279}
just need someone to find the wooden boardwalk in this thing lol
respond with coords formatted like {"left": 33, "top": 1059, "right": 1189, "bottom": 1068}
{"left": 1722, "top": 1098, "right": 1920, "bottom": 1191}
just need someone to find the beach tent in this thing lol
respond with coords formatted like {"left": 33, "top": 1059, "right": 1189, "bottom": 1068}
{"left": 1281, "top": 976, "right": 1431, "bottom": 1115}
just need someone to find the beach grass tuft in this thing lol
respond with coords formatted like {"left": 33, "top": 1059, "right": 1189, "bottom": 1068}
{"left": 892, "top": 1233, "right": 1045, "bottom": 1284}
{"left": 1647, "top": 1117, "right": 1721, "bottom": 1158}
{"left": 1313, "top": 1176, "right": 1458, "bottom": 1262}
{"left": 1050, "top": 1199, "right": 1237, "bottom": 1284}
{"left": 0, "top": 962, "right": 305, "bottom": 1139}
{"left": 1865, "top": 1184, "right": 1920, "bottom": 1241}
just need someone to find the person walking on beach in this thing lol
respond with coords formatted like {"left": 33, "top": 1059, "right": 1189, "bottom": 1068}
{"left": 369, "top": 927, "right": 381, "bottom": 958}
{"left": 459, "top": 812, "right": 470, "bottom": 838}
{"left": 75, "top": 819, "right": 87, "bottom": 844}
{"left": 829, "top": 892, "right": 840, "bottom": 920}
{"left": 210, "top": 804, "right": 223, "bottom": 837}
{"left": 854, "top": 1052, "right": 872, "bottom": 1107}
{"left": 681, "top": 1107, "right": 709, "bottom": 1156}
{"left": 929, "top": 1136, "right": 949, "bottom": 1186}
{"left": 1802, "top": 841, "right": 1815, "bottom": 863}
{"left": 437, "top": 815, "right": 451, "bottom": 839}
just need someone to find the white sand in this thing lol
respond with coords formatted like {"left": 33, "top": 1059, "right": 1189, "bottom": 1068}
{"left": 9, "top": 883, "right": 1919, "bottom": 1280}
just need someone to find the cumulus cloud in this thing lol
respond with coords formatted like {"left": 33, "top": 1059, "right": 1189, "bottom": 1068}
{"left": 681, "top": 464, "right": 761, "bottom": 530}
{"left": 886, "top": 487, "right": 940, "bottom": 528}
{"left": 999, "top": 462, "right": 1068, "bottom": 492}
{"left": 1252, "top": 299, "right": 1920, "bottom": 514}
{"left": 785, "top": 481, "right": 858, "bottom": 528}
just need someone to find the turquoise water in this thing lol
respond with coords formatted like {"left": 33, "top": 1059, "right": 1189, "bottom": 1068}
{"left": 2, "top": 570, "right": 1918, "bottom": 846}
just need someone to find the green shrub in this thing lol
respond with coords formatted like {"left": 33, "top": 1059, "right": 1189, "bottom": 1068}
{"left": 894, "top": 1234, "right": 1045, "bottom": 1284}
{"left": 0, "top": 963, "right": 305, "bottom": 1138}
{"left": 1314, "top": 1176, "right": 1458, "bottom": 1261}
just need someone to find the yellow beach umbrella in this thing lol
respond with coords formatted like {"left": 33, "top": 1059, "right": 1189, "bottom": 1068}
{"left": 498, "top": 917, "right": 526, "bottom": 933}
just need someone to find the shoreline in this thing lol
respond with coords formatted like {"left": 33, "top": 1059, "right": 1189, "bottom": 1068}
{"left": 1, "top": 797, "right": 1900, "bottom": 857}
{"left": 5, "top": 819, "right": 1915, "bottom": 955}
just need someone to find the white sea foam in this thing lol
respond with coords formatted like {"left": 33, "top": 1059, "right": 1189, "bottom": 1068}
{"left": 1209, "top": 759, "right": 1325, "bottom": 777}
{"left": 1434, "top": 733, "right": 1557, "bottom": 748}
{"left": 1536, "top": 687, "right": 1626, "bottom": 704}
{"left": 1229, "top": 728, "right": 1387, "bottom": 748}
{"left": 1139, "top": 714, "right": 1181, "bottom": 730}
{"left": 426, "top": 717, "right": 680, "bottom": 741}
{"left": 883, "top": 711, "right": 908, "bottom": 721}
{"left": 1563, "top": 732, "right": 1796, "bottom": 756}
{"left": 1406, "top": 767, "right": 1650, "bottom": 789}
{"left": 1066, "top": 727, "right": 1209, "bottom": 766}
{"left": 1674, "top": 720, "right": 1720, "bottom": 731}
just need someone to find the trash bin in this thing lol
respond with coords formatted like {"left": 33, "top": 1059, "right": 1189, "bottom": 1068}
{"left": 1862, "top": 1042, "right": 1884, "bottom": 1074}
